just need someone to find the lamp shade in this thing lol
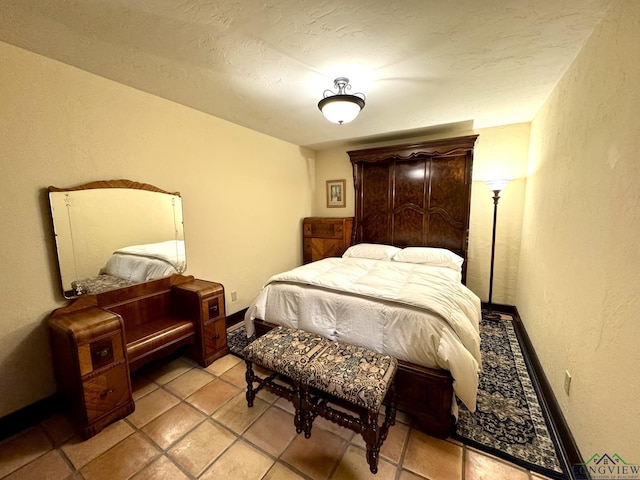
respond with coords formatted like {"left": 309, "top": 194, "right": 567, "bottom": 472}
{"left": 318, "top": 77, "right": 366, "bottom": 124}
{"left": 483, "top": 178, "right": 512, "bottom": 192}
{"left": 318, "top": 95, "right": 365, "bottom": 124}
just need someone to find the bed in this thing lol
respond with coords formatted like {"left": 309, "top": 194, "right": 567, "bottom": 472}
{"left": 71, "top": 240, "right": 186, "bottom": 295}
{"left": 247, "top": 134, "right": 480, "bottom": 437}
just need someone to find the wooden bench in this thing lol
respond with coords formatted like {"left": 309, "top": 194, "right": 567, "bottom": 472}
{"left": 243, "top": 326, "right": 398, "bottom": 474}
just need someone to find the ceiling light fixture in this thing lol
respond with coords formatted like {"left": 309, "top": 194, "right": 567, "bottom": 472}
{"left": 318, "top": 77, "right": 365, "bottom": 125}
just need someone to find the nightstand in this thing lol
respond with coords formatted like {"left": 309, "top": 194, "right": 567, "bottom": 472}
{"left": 303, "top": 217, "right": 353, "bottom": 263}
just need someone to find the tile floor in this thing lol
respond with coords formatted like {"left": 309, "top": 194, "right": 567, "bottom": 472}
{"left": 0, "top": 354, "right": 555, "bottom": 480}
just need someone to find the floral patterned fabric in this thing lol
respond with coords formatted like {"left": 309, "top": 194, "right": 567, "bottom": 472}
{"left": 243, "top": 326, "right": 397, "bottom": 411}
{"left": 71, "top": 274, "right": 135, "bottom": 295}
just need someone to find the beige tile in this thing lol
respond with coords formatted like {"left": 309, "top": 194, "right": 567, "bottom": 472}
{"left": 212, "top": 393, "right": 269, "bottom": 434}
{"left": 381, "top": 421, "right": 409, "bottom": 464}
{"left": 142, "top": 357, "right": 193, "bottom": 385}
{"left": 256, "top": 386, "right": 281, "bottom": 404}
{"left": 352, "top": 420, "right": 409, "bottom": 464}
{"left": 130, "top": 455, "right": 190, "bottom": 480}
{"left": 282, "top": 427, "right": 347, "bottom": 480}
{"left": 220, "top": 361, "right": 250, "bottom": 389}
{"left": 186, "top": 377, "right": 241, "bottom": 415}
{"left": 243, "top": 406, "right": 298, "bottom": 457}
{"left": 164, "top": 368, "right": 214, "bottom": 398}
{"left": 314, "top": 415, "right": 355, "bottom": 442}
{"left": 61, "top": 420, "right": 134, "bottom": 469}
{"left": 446, "top": 436, "right": 464, "bottom": 447}
{"left": 263, "top": 462, "right": 307, "bottom": 480}
{"left": 331, "top": 444, "right": 397, "bottom": 480}
{"left": 403, "top": 429, "right": 462, "bottom": 480}
{"left": 40, "top": 413, "right": 77, "bottom": 447}
{"left": 275, "top": 396, "right": 296, "bottom": 415}
{"left": 167, "top": 420, "right": 236, "bottom": 477}
{"left": 0, "top": 426, "right": 53, "bottom": 478}
{"left": 80, "top": 432, "right": 159, "bottom": 480}
{"left": 3, "top": 450, "right": 71, "bottom": 480}
{"left": 206, "top": 354, "right": 242, "bottom": 376}
{"left": 127, "top": 388, "right": 180, "bottom": 428}
{"left": 130, "top": 374, "right": 159, "bottom": 400}
{"left": 398, "top": 470, "right": 426, "bottom": 480}
{"left": 465, "top": 449, "right": 530, "bottom": 480}
{"left": 200, "top": 440, "right": 274, "bottom": 480}
{"left": 142, "top": 402, "right": 205, "bottom": 449}
{"left": 531, "top": 474, "right": 554, "bottom": 480}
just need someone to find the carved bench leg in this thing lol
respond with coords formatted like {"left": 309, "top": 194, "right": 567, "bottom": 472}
{"left": 363, "top": 410, "right": 381, "bottom": 474}
{"left": 379, "top": 379, "right": 397, "bottom": 444}
{"left": 300, "top": 384, "right": 313, "bottom": 438}
{"left": 245, "top": 359, "right": 256, "bottom": 408}
{"left": 293, "top": 381, "right": 305, "bottom": 435}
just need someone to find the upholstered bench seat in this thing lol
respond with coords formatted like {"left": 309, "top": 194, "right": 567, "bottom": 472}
{"left": 243, "top": 326, "right": 398, "bottom": 474}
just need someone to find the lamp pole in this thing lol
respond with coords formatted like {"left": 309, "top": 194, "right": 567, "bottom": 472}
{"left": 483, "top": 178, "right": 512, "bottom": 321}
{"left": 487, "top": 189, "right": 501, "bottom": 309}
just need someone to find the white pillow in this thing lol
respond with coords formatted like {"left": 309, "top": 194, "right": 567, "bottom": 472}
{"left": 342, "top": 243, "right": 401, "bottom": 261}
{"left": 392, "top": 247, "right": 464, "bottom": 272}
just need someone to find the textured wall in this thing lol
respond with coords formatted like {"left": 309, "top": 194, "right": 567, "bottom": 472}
{"left": 518, "top": 0, "right": 640, "bottom": 460}
{"left": 0, "top": 41, "right": 315, "bottom": 417}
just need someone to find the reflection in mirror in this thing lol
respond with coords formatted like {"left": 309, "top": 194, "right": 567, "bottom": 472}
{"left": 49, "top": 180, "right": 186, "bottom": 298}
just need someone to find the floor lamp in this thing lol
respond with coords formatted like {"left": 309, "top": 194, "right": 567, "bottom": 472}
{"left": 483, "top": 178, "right": 512, "bottom": 321}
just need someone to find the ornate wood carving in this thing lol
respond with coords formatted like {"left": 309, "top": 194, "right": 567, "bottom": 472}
{"left": 348, "top": 134, "right": 478, "bottom": 283}
{"left": 48, "top": 179, "right": 180, "bottom": 196}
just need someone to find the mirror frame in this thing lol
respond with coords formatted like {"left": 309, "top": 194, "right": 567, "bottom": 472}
{"left": 48, "top": 179, "right": 186, "bottom": 298}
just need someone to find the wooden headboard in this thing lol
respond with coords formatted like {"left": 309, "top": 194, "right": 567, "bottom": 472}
{"left": 347, "top": 135, "right": 478, "bottom": 283}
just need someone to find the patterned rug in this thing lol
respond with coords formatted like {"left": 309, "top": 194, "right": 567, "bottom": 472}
{"left": 227, "top": 315, "right": 564, "bottom": 479}
{"left": 454, "top": 313, "right": 564, "bottom": 479}
{"left": 227, "top": 323, "right": 255, "bottom": 357}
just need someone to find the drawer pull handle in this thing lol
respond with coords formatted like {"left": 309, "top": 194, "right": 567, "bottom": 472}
{"left": 98, "top": 348, "right": 110, "bottom": 357}
{"left": 99, "top": 388, "right": 115, "bottom": 399}
{"left": 212, "top": 333, "right": 220, "bottom": 340}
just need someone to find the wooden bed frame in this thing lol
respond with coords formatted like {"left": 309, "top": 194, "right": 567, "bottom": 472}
{"left": 256, "top": 134, "right": 478, "bottom": 438}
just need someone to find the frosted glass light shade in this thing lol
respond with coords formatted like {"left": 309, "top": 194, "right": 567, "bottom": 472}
{"left": 483, "top": 178, "right": 512, "bottom": 192}
{"left": 318, "top": 95, "right": 365, "bottom": 124}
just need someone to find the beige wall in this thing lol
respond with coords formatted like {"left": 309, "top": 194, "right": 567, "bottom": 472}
{"left": 0, "top": 42, "right": 315, "bottom": 417}
{"left": 518, "top": 0, "right": 640, "bottom": 460}
{"left": 314, "top": 123, "right": 530, "bottom": 305}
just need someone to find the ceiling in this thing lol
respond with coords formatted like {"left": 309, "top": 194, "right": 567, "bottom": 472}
{"left": 0, "top": 0, "right": 613, "bottom": 150}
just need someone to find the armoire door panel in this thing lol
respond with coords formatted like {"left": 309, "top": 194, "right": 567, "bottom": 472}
{"left": 348, "top": 135, "right": 477, "bottom": 283}
{"left": 395, "top": 160, "right": 426, "bottom": 209}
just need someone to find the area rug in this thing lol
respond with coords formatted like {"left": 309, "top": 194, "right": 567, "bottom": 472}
{"left": 454, "top": 313, "right": 564, "bottom": 479}
{"left": 227, "top": 316, "right": 565, "bottom": 479}
{"left": 227, "top": 323, "right": 255, "bottom": 357}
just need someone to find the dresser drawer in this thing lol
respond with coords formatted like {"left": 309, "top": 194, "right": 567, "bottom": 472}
{"left": 78, "top": 332, "right": 125, "bottom": 377}
{"left": 83, "top": 365, "right": 131, "bottom": 422}
{"left": 204, "top": 318, "right": 227, "bottom": 357}
{"left": 203, "top": 318, "right": 227, "bottom": 356}
{"left": 302, "top": 217, "right": 353, "bottom": 264}
{"left": 303, "top": 220, "right": 345, "bottom": 239}
{"left": 202, "top": 295, "right": 225, "bottom": 322}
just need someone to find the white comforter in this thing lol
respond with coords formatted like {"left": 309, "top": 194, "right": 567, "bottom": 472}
{"left": 244, "top": 257, "right": 482, "bottom": 411}
{"left": 101, "top": 240, "right": 186, "bottom": 283}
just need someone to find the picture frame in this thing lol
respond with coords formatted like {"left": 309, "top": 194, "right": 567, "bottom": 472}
{"left": 326, "top": 179, "right": 346, "bottom": 208}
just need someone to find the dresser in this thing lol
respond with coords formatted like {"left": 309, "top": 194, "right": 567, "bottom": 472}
{"left": 48, "top": 275, "right": 228, "bottom": 438}
{"left": 303, "top": 217, "right": 353, "bottom": 264}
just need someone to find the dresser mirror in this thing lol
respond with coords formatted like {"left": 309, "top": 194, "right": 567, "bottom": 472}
{"left": 49, "top": 180, "right": 186, "bottom": 298}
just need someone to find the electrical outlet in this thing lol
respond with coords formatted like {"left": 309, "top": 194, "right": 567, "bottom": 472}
{"left": 564, "top": 370, "right": 572, "bottom": 395}
{"left": 231, "top": 290, "right": 238, "bottom": 302}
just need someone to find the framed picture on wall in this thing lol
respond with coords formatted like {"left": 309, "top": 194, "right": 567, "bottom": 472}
{"left": 326, "top": 179, "right": 346, "bottom": 208}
